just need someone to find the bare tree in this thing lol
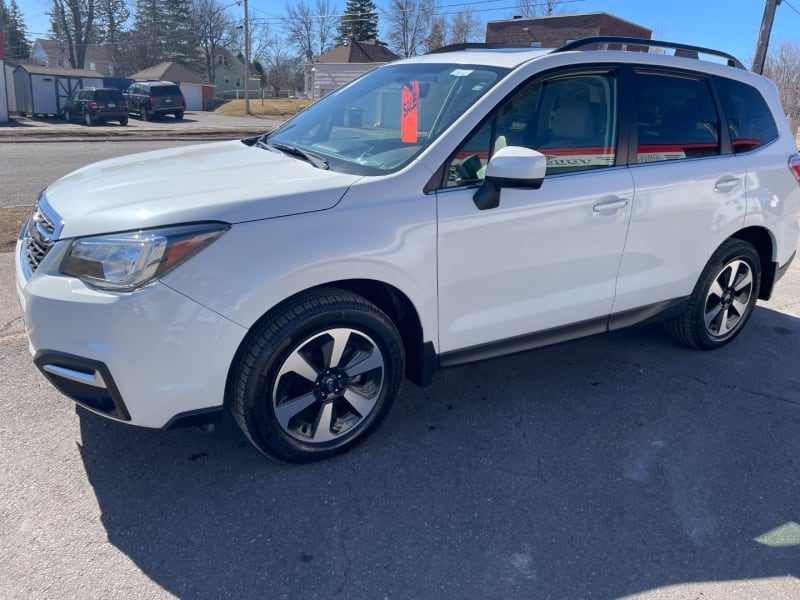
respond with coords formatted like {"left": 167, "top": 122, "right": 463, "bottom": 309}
{"left": 263, "top": 38, "right": 303, "bottom": 97}
{"left": 284, "top": 0, "right": 338, "bottom": 62}
{"left": 50, "top": 0, "right": 96, "bottom": 69}
{"left": 514, "top": 0, "right": 561, "bottom": 17}
{"left": 424, "top": 13, "right": 447, "bottom": 53}
{"left": 763, "top": 40, "right": 800, "bottom": 131}
{"left": 192, "top": 0, "right": 237, "bottom": 83}
{"left": 316, "top": 0, "right": 337, "bottom": 56}
{"left": 386, "top": 0, "right": 435, "bottom": 58}
{"left": 449, "top": 7, "right": 483, "bottom": 45}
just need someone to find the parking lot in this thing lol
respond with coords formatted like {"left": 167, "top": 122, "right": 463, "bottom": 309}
{"left": 1, "top": 134, "right": 800, "bottom": 598}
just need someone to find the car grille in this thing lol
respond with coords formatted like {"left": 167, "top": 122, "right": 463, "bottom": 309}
{"left": 21, "top": 196, "right": 62, "bottom": 277}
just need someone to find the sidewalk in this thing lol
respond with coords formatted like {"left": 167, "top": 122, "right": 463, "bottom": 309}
{"left": 0, "top": 111, "right": 285, "bottom": 142}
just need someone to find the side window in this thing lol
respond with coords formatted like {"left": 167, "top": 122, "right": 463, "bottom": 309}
{"left": 635, "top": 72, "right": 720, "bottom": 164}
{"left": 445, "top": 71, "right": 618, "bottom": 187}
{"left": 714, "top": 76, "right": 778, "bottom": 153}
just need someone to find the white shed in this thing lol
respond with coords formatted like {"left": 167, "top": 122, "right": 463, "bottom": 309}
{"left": 12, "top": 64, "right": 103, "bottom": 116}
{"left": 305, "top": 40, "right": 399, "bottom": 100}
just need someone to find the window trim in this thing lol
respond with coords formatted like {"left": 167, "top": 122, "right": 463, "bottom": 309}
{"left": 430, "top": 64, "right": 625, "bottom": 192}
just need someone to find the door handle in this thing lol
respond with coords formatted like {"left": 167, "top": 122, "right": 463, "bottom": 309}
{"left": 714, "top": 176, "right": 740, "bottom": 192}
{"left": 593, "top": 198, "right": 629, "bottom": 213}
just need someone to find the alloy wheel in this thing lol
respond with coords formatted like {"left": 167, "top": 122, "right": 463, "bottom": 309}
{"left": 272, "top": 327, "right": 385, "bottom": 443}
{"left": 703, "top": 258, "right": 754, "bottom": 338}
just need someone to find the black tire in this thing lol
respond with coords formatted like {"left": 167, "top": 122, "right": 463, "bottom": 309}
{"left": 141, "top": 106, "right": 150, "bottom": 121}
{"left": 174, "top": 110, "right": 184, "bottom": 120}
{"left": 666, "top": 239, "right": 761, "bottom": 349}
{"left": 64, "top": 110, "right": 71, "bottom": 122}
{"left": 84, "top": 111, "right": 94, "bottom": 126}
{"left": 231, "top": 289, "right": 405, "bottom": 463}
{"left": 120, "top": 117, "right": 129, "bottom": 126}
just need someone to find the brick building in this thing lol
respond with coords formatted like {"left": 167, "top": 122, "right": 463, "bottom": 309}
{"left": 485, "top": 12, "right": 651, "bottom": 49}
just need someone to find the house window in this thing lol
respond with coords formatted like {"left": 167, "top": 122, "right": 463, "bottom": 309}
{"left": 236, "top": 77, "right": 241, "bottom": 87}
{"left": 224, "top": 76, "right": 230, "bottom": 84}
{"left": 87, "top": 62, "right": 96, "bottom": 71}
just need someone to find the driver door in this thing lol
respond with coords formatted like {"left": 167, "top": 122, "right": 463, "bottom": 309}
{"left": 436, "top": 69, "right": 634, "bottom": 356}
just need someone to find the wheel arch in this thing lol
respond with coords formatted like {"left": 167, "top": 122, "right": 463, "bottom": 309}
{"left": 730, "top": 226, "right": 776, "bottom": 299}
{"left": 224, "top": 279, "right": 437, "bottom": 409}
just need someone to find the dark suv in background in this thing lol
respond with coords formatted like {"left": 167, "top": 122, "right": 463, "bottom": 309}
{"left": 125, "top": 81, "right": 186, "bottom": 120}
{"left": 63, "top": 88, "right": 128, "bottom": 126}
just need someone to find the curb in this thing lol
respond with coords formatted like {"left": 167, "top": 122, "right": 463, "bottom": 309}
{"left": 0, "top": 127, "right": 272, "bottom": 143}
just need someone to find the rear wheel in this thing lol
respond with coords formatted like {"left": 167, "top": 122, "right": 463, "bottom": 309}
{"left": 141, "top": 106, "right": 150, "bottom": 121}
{"left": 119, "top": 117, "right": 128, "bottom": 126}
{"left": 174, "top": 110, "right": 184, "bottom": 120}
{"left": 231, "top": 289, "right": 405, "bottom": 463}
{"left": 666, "top": 239, "right": 761, "bottom": 349}
{"left": 64, "top": 110, "right": 71, "bottom": 122}
{"left": 84, "top": 111, "right": 94, "bottom": 126}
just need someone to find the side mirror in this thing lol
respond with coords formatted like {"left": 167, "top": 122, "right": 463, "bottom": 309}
{"left": 473, "top": 146, "right": 546, "bottom": 210}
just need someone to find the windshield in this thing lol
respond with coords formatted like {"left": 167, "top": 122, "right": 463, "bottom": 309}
{"left": 266, "top": 62, "right": 509, "bottom": 175}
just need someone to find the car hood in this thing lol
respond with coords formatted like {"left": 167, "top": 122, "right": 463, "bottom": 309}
{"left": 45, "top": 140, "right": 361, "bottom": 239}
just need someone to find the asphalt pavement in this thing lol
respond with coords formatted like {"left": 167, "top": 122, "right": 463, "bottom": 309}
{"left": 2, "top": 116, "right": 800, "bottom": 598}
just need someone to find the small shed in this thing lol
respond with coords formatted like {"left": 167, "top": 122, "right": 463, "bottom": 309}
{"left": 128, "top": 62, "right": 215, "bottom": 111}
{"left": 12, "top": 64, "right": 103, "bottom": 116}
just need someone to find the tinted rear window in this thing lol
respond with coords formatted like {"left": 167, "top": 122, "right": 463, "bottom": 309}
{"left": 714, "top": 76, "right": 778, "bottom": 153}
{"left": 151, "top": 86, "right": 181, "bottom": 96}
{"left": 94, "top": 90, "right": 124, "bottom": 101}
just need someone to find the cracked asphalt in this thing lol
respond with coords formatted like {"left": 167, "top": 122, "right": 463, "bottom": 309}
{"left": 2, "top": 138, "right": 800, "bottom": 598}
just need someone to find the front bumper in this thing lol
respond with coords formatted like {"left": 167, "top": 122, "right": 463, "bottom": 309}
{"left": 15, "top": 237, "right": 248, "bottom": 428}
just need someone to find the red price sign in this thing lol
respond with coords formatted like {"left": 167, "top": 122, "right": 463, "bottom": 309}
{"left": 401, "top": 81, "right": 419, "bottom": 143}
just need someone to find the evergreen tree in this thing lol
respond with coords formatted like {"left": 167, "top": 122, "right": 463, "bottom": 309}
{"left": 2, "top": 0, "right": 32, "bottom": 59}
{"left": 164, "top": 0, "right": 199, "bottom": 70}
{"left": 336, "top": 0, "right": 379, "bottom": 44}
{"left": 94, "top": 0, "right": 130, "bottom": 45}
{"left": 125, "top": 0, "right": 200, "bottom": 72}
{"left": 130, "top": 0, "right": 168, "bottom": 68}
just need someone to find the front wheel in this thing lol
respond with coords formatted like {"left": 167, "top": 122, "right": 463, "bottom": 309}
{"left": 666, "top": 239, "right": 761, "bottom": 349}
{"left": 231, "top": 289, "right": 405, "bottom": 463}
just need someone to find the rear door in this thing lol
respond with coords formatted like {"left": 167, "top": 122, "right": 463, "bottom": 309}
{"left": 613, "top": 69, "right": 748, "bottom": 314}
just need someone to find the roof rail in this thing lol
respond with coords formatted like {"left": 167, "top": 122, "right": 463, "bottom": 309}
{"left": 554, "top": 36, "right": 745, "bottom": 69}
{"left": 427, "top": 42, "right": 527, "bottom": 54}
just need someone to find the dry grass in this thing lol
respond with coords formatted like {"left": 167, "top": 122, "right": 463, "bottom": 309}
{"left": 0, "top": 207, "right": 31, "bottom": 253}
{"left": 214, "top": 98, "right": 312, "bottom": 117}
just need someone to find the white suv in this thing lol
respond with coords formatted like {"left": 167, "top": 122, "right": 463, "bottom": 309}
{"left": 16, "top": 37, "right": 800, "bottom": 462}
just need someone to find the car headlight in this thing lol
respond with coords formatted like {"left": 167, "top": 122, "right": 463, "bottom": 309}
{"left": 60, "top": 222, "right": 229, "bottom": 291}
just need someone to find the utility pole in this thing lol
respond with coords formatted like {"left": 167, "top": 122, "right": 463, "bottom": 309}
{"left": 753, "top": 0, "right": 781, "bottom": 74}
{"left": 0, "top": 5, "right": 8, "bottom": 122}
{"left": 244, "top": 0, "right": 250, "bottom": 115}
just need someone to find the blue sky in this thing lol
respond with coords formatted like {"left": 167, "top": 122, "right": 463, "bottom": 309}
{"left": 12, "top": 0, "right": 800, "bottom": 67}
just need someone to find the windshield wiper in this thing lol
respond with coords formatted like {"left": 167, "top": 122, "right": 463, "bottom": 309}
{"left": 260, "top": 140, "right": 329, "bottom": 170}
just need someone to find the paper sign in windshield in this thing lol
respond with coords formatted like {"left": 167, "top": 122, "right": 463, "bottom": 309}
{"left": 401, "top": 81, "right": 420, "bottom": 143}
